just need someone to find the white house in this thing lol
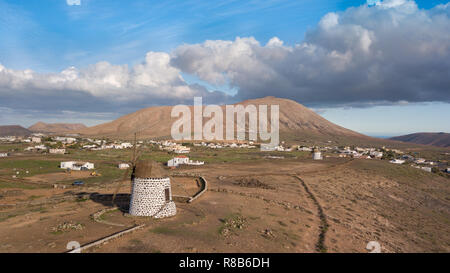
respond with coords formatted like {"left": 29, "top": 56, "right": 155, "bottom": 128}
{"left": 0, "top": 153, "right": 8, "bottom": 157}
{"left": 168, "top": 156, "right": 189, "bottom": 167}
{"left": 120, "top": 142, "right": 133, "bottom": 149}
{"left": 113, "top": 143, "right": 133, "bottom": 149}
{"left": 35, "top": 145, "right": 47, "bottom": 151}
{"left": 65, "top": 137, "right": 76, "bottom": 144}
{"left": 55, "top": 137, "right": 76, "bottom": 144}
{"left": 414, "top": 158, "right": 426, "bottom": 164}
{"left": 26, "top": 145, "right": 47, "bottom": 151}
{"left": 370, "top": 151, "right": 383, "bottom": 158}
{"left": 274, "top": 146, "right": 285, "bottom": 151}
{"left": 49, "top": 148, "right": 66, "bottom": 154}
{"left": 298, "top": 146, "right": 312, "bottom": 152}
{"left": 421, "top": 167, "right": 432, "bottom": 172}
{"left": 118, "top": 163, "right": 130, "bottom": 169}
{"left": 60, "top": 161, "right": 94, "bottom": 171}
{"left": 186, "top": 160, "right": 204, "bottom": 166}
{"left": 31, "top": 137, "right": 41, "bottom": 143}
{"left": 446, "top": 168, "right": 450, "bottom": 173}
{"left": 389, "top": 159, "right": 405, "bottom": 164}
{"left": 83, "top": 144, "right": 97, "bottom": 149}
{"left": 174, "top": 145, "right": 190, "bottom": 154}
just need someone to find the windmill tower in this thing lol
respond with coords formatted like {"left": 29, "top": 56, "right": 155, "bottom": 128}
{"left": 128, "top": 160, "right": 176, "bottom": 217}
{"left": 112, "top": 133, "right": 176, "bottom": 218}
{"left": 312, "top": 147, "right": 322, "bottom": 160}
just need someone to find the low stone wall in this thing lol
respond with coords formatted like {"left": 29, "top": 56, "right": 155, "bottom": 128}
{"left": 188, "top": 176, "right": 208, "bottom": 203}
{"left": 66, "top": 224, "right": 145, "bottom": 253}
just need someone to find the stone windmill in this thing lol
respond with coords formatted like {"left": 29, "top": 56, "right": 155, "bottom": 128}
{"left": 112, "top": 134, "right": 176, "bottom": 218}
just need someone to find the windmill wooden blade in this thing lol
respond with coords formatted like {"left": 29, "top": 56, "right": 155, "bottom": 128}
{"left": 111, "top": 164, "right": 131, "bottom": 204}
{"left": 111, "top": 131, "right": 142, "bottom": 206}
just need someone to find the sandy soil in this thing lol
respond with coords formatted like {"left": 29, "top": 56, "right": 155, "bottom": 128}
{"left": 0, "top": 157, "right": 448, "bottom": 253}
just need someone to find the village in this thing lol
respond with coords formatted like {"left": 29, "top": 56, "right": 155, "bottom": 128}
{"left": 0, "top": 133, "right": 449, "bottom": 177}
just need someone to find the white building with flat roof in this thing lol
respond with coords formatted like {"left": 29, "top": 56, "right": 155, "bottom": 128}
{"left": 168, "top": 156, "right": 189, "bottom": 167}
{"left": 389, "top": 159, "right": 405, "bottom": 164}
{"left": 60, "top": 161, "right": 94, "bottom": 171}
{"left": 167, "top": 156, "right": 204, "bottom": 167}
{"left": 120, "top": 142, "right": 133, "bottom": 148}
{"left": 118, "top": 163, "right": 130, "bottom": 169}
{"left": 55, "top": 137, "right": 76, "bottom": 144}
{"left": 370, "top": 151, "right": 383, "bottom": 158}
{"left": 49, "top": 148, "right": 66, "bottom": 154}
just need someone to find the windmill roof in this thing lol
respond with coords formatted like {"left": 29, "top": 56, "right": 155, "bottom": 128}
{"left": 134, "top": 160, "right": 167, "bottom": 179}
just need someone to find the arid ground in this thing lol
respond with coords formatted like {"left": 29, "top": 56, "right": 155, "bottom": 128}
{"left": 0, "top": 152, "right": 448, "bottom": 253}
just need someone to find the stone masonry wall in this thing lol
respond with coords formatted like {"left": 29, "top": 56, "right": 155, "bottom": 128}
{"left": 129, "top": 177, "right": 177, "bottom": 218}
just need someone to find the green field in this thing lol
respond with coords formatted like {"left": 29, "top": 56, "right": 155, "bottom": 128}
{"left": 0, "top": 144, "right": 312, "bottom": 187}
{"left": 0, "top": 159, "right": 60, "bottom": 177}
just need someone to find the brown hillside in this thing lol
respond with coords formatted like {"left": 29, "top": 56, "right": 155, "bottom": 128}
{"left": 78, "top": 97, "right": 377, "bottom": 144}
{"left": 390, "top": 132, "right": 450, "bottom": 148}
{"left": 28, "top": 122, "right": 87, "bottom": 134}
{"left": 0, "top": 125, "right": 32, "bottom": 137}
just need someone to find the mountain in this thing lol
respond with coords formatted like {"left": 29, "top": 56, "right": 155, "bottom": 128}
{"left": 0, "top": 125, "right": 32, "bottom": 137}
{"left": 390, "top": 132, "right": 450, "bottom": 148}
{"left": 78, "top": 97, "right": 377, "bottom": 144}
{"left": 28, "top": 122, "right": 87, "bottom": 134}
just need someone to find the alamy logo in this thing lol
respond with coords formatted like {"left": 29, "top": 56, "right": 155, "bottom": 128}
{"left": 171, "top": 97, "right": 279, "bottom": 150}
{"left": 66, "top": 241, "right": 81, "bottom": 253}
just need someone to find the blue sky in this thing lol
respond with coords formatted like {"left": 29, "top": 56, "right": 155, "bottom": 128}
{"left": 1, "top": 0, "right": 444, "bottom": 72}
{"left": 1, "top": 0, "right": 368, "bottom": 72}
{"left": 0, "top": 0, "right": 449, "bottom": 136}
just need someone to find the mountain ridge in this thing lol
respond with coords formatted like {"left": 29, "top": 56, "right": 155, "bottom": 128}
{"left": 390, "top": 132, "right": 450, "bottom": 148}
{"left": 77, "top": 96, "right": 372, "bottom": 144}
{"left": 0, "top": 125, "right": 32, "bottom": 137}
{"left": 28, "top": 122, "right": 87, "bottom": 134}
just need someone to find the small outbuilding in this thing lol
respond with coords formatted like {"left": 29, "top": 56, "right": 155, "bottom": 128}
{"left": 312, "top": 148, "right": 322, "bottom": 160}
{"left": 118, "top": 163, "right": 130, "bottom": 169}
{"left": 60, "top": 161, "right": 94, "bottom": 171}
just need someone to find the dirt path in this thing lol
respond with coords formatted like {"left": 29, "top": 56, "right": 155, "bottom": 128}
{"left": 294, "top": 176, "right": 329, "bottom": 252}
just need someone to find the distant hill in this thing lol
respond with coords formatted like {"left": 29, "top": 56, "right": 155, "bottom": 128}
{"left": 28, "top": 122, "right": 87, "bottom": 134}
{"left": 390, "top": 132, "right": 450, "bottom": 147}
{"left": 78, "top": 96, "right": 378, "bottom": 145}
{"left": 0, "top": 125, "right": 32, "bottom": 137}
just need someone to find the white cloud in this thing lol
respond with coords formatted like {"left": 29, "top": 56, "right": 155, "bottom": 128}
{"left": 66, "top": 0, "right": 81, "bottom": 6}
{"left": 172, "top": 0, "right": 450, "bottom": 107}
{"left": 0, "top": 53, "right": 196, "bottom": 100}
{"left": 0, "top": 0, "right": 448, "bottom": 116}
{"left": 319, "top": 12, "right": 339, "bottom": 29}
{"left": 0, "top": 51, "right": 231, "bottom": 114}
